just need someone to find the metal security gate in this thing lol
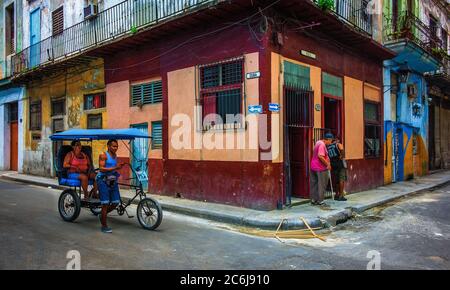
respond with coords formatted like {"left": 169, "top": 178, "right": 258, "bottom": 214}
{"left": 284, "top": 84, "right": 314, "bottom": 202}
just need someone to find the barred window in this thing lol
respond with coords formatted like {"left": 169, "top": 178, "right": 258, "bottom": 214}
{"left": 200, "top": 58, "right": 244, "bottom": 129}
{"left": 151, "top": 121, "right": 162, "bottom": 149}
{"left": 84, "top": 92, "right": 106, "bottom": 110}
{"left": 364, "top": 102, "right": 381, "bottom": 158}
{"left": 30, "top": 101, "right": 41, "bottom": 131}
{"left": 87, "top": 114, "right": 102, "bottom": 129}
{"left": 131, "top": 80, "right": 163, "bottom": 107}
{"left": 51, "top": 98, "right": 65, "bottom": 116}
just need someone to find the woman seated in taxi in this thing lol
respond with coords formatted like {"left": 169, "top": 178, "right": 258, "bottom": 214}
{"left": 63, "top": 140, "right": 98, "bottom": 200}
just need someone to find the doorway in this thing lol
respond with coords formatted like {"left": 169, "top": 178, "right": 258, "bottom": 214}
{"left": 30, "top": 8, "right": 41, "bottom": 68}
{"left": 284, "top": 84, "right": 313, "bottom": 199}
{"left": 9, "top": 102, "right": 18, "bottom": 171}
{"left": 323, "top": 96, "right": 343, "bottom": 140}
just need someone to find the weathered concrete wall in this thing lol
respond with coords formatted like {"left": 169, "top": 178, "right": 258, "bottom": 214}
{"left": 432, "top": 100, "right": 450, "bottom": 169}
{"left": 420, "top": 0, "right": 449, "bottom": 52}
{"left": 23, "top": 58, "right": 105, "bottom": 176}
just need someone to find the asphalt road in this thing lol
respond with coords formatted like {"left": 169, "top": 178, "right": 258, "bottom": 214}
{"left": 0, "top": 179, "right": 449, "bottom": 270}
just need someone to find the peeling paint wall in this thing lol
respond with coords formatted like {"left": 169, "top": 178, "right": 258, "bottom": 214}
{"left": 23, "top": 59, "right": 105, "bottom": 176}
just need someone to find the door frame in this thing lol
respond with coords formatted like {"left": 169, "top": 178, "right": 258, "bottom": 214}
{"left": 29, "top": 7, "right": 41, "bottom": 68}
{"left": 321, "top": 93, "right": 345, "bottom": 143}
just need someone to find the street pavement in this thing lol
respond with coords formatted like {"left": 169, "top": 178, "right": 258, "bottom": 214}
{"left": 0, "top": 179, "right": 449, "bottom": 270}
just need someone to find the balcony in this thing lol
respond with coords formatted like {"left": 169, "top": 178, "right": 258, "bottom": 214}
{"left": 313, "top": 0, "right": 373, "bottom": 35}
{"left": 425, "top": 58, "right": 450, "bottom": 92}
{"left": 383, "top": 11, "right": 447, "bottom": 72}
{"left": 11, "top": 0, "right": 216, "bottom": 79}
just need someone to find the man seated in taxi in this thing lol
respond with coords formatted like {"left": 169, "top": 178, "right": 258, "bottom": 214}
{"left": 63, "top": 140, "right": 98, "bottom": 200}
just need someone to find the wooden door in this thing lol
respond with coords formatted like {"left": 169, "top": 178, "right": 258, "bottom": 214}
{"left": 289, "top": 127, "right": 310, "bottom": 198}
{"left": 10, "top": 121, "right": 18, "bottom": 171}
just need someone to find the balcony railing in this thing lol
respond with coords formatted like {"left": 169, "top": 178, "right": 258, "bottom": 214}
{"left": 384, "top": 11, "right": 448, "bottom": 61}
{"left": 313, "top": 0, "right": 373, "bottom": 35}
{"left": 12, "top": 0, "right": 215, "bottom": 76}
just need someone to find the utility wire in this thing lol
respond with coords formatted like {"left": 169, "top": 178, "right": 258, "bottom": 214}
{"left": 105, "top": 0, "right": 282, "bottom": 72}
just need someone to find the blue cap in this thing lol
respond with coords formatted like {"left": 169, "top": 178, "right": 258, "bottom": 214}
{"left": 324, "top": 132, "right": 334, "bottom": 139}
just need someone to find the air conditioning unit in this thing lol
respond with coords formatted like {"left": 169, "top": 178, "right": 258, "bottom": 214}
{"left": 84, "top": 4, "right": 98, "bottom": 20}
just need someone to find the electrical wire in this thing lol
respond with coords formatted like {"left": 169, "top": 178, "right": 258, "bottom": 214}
{"left": 105, "top": 0, "right": 282, "bottom": 72}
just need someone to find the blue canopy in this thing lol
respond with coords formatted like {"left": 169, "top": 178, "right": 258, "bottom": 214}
{"left": 49, "top": 128, "right": 151, "bottom": 141}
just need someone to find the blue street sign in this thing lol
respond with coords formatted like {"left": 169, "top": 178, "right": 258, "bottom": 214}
{"left": 269, "top": 103, "right": 280, "bottom": 112}
{"left": 248, "top": 105, "right": 263, "bottom": 114}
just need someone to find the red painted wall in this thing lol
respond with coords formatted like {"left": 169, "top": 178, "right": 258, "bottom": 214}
{"left": 346, "top": 159, "right": 384, "bottom": 193}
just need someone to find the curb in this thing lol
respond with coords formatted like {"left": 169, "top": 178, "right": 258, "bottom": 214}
{"left": 2, "top": 174, "right": 450, "bottom": 230}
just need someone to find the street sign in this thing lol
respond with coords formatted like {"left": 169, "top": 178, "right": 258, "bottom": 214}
{"left": 246, "top": 71, "right": 261, "bottom": 79}
{"left": 248, "top": 105, "right": 263, "bottom": 114}
{"left": 301, "top": 50, "right": 317, "bottom": 59}
{"left": 269, "top": 103, "right": 280, "bottom": 112}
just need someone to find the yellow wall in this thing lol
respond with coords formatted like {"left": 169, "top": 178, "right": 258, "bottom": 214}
{"left": 384, "top": 130, "right": 393, "bottom": 184}
{"left": 364, "top": 83, "right": 381, "bottom": 102}
{"left": 344, "top": 77, "right": 364, "bottom": 160}
{"left": 403, "top": 131, "right": 414, "bottom": 179}
{"left": 23, "top": 59, "right": 106, "bottom": 175}
{"left": 168, "top": 52, "right": 260, "bottom": 162}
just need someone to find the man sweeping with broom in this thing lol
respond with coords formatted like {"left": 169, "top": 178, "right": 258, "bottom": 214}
{"left": 310, "top": 133, "right": 334, "bottom": 207}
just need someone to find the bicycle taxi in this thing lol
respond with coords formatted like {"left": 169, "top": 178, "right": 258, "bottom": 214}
{"left": 50, "top": 128, "right": 163, "bottom": 230}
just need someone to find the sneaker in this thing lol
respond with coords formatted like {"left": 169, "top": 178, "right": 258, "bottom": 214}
{"left": 101, "top": 226, "right": 112, "bottom": 233}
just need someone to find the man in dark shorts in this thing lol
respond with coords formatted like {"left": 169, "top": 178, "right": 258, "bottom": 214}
{"left": 327, "top": 136, "right": 347, "bottom": 201}
{"left": 97, "top": 139, "right": 126, "bottom": 233}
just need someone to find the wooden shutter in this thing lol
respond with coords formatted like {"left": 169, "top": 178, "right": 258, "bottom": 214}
{"left": 131, "top": 80, "right": 163, "bottom": 106}
{"left": 322, "top": 72, "right": 343, "bottom": 98}
{"left": 283, "top": 61, "right": 311, "bottom": 87}
{"left": 52, "top": 6, "right": 64, "bottom": 36}
{"left": 151, "top": 121, "right": 163, "bottom": 149}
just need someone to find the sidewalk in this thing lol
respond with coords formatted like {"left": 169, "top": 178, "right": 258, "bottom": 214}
{"left": 1, "top": 170, "right": 449, "bottom": 230}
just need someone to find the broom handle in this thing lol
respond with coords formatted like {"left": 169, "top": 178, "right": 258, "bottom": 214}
{"left": 328, "top": 170, "right": 334, "bottom": 200}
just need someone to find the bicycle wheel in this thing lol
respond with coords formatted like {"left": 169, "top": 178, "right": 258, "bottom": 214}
{"left": 137, "top": 197, "right": 163, "bottom": 230}
{"left": 58, "top": 189, "right": 81, "bottom": 222}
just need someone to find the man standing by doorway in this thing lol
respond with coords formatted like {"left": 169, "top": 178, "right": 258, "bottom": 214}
{"left": 327, "top": 137, "right": 347, "bottom": 201}
{"left": 310, "top": 133, "right": 333, "bottom": 206}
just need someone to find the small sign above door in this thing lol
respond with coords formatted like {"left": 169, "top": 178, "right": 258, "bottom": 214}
{"left": 300, "top": 50, "right": 317, "bottom": 60}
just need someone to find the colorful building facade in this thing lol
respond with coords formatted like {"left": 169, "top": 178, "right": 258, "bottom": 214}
{"left": 382, "top": 0, "right": 449, "bottom": 183}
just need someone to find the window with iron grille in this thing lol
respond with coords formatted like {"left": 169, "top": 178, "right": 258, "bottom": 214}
{"left": 8, "top": 102, "right": 18, "bottom": 123}
{"left": 151, "top": 121, "right": 162, "bottom": 149}
{"left": 51, "top": 98, "right": 66, "bottom": 116}
{"left": 364, "top": 102, "right": 381, "bottom": 158}
{"left": 52, "top": 6, "right": 64, "bottom": 36}
{"left": 131, "top": 80, "right": 163, "bottom": 107}
{"left": 87, "top": 114, "right": 102, "bottom": 129}
{"left": 84, "top": 92, "right": 106, "bottom": 110}
{"left": 30, "top": 101, "right": 42, "bottom": 131}
{"left": 53, "top": 118, "right": 64, "bottom": 133}
{"left": 200, "top": 58, "right": 244, "bottom": 129}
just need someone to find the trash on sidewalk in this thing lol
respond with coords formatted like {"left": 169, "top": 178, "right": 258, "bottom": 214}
{"left": 237, "top": 217, "right": 329, "bottom": 242}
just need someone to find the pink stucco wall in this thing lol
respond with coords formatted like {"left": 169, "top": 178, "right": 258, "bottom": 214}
{"left": 106, "top": 78, "right": 163, "bottom": 159}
